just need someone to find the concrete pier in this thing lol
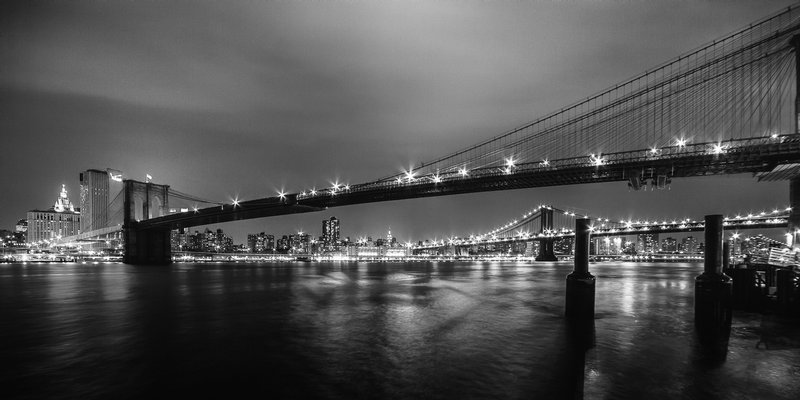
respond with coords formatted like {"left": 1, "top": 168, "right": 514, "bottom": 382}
{"left": 123, "top": 223, "right": 172, "bottom": 265}
{"left": 536, "top": 207, "right": 558, "bottom": 261}
{"left": 566, "top": 218, "right": 595, "bottom": 320}
{"left": 695, "top": 215, "right": 732, "bottom": 334}
{"left": 536, "top": 239, "right": 558, "bottom": 261}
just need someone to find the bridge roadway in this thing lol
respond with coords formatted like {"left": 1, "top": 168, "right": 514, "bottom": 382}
{"left": 137, "top": 135, "right": 800, "bottom": 231}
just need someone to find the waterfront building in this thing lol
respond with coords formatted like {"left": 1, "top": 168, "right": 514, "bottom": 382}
{"left": 322, "top": 217, "right": 340, "bottom": 250}
{"left": 740, "top": 234, "right": 783, "bottom": 259}
{"left": 288, "top": 233, "right": 310, "bottom": 253}
{"left": 661, "top": 237, "right": 678, "bottom": 253}
{"left": 27, "top": 184, "right": 81, "bottom": 244}
{"left": 637, "top": 233, "right": 659, "bottom": 253}
{"left": 681, "top": 236, "right": 699, "bottom": 253}
{"left": 277, "top": 235, "right": 290, "bottom": 253}
{"left": 171, "top": 229, "right": 189, "bottom": 250}
{"left": 525, "top": 241, "right": 539, "bottom": 257}
{"left": 622, "top": 240, "right": 636, "bottom": 254}
{"left": 248, "top": 232, "right": 270, "bottom": 253}
{"left": 15, "top": 219, "right": 27, "bottom": 233}
{"left": 554, "top": 237, "right": 574, "bottom": 255}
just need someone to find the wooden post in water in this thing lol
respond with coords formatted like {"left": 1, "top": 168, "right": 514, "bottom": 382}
{"left": 695, "top": 215, "right": 732, "bottom": 335}
{"left": 566, "top": 218, "right": 595, "bottom": 320}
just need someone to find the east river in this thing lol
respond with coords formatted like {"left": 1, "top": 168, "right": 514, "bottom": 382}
{"left": 1, "top": 261, "right": 799, "bottom": 399}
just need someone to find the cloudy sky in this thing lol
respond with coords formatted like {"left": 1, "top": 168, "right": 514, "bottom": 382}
{"left": 1, "top": 0, "right": 796, "bottom": 243}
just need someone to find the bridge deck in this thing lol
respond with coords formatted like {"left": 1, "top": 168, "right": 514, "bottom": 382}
{"left": 139, "top": 136, "right": 800, "bottom": 230}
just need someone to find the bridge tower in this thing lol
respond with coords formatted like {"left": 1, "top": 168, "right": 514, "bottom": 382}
{"left": 122, "top": 179, "right": 172, "bottom": 265}
{"left": 535, "top": 207, "right": 558, "bottom": 261}
{"left": 789, "top": 36, "right": 800, "bottom": 248}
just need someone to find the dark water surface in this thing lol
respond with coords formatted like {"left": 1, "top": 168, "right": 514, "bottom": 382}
{"left": 1, "top": 261, "right": 799, "bottom": 399}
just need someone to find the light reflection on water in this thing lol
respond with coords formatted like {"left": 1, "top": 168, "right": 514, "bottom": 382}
{"left": 1, "top": 261, "right": 798, "bottom": 399}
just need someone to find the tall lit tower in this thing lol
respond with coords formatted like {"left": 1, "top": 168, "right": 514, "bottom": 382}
{"left": 80, "top": 168, "right": 124, "bottom": 232}
{"left": 322, "top": 217, "right": 340, "bottom": 250}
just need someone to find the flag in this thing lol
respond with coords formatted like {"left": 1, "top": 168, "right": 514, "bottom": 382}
{"left": 146, "top": 174, "right": 152, "bottom": 182}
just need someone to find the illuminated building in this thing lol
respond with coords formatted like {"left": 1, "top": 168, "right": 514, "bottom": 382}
{"left": 248, "top": 232, "right": 270, "bottom": 253}
{"left": 27, "top": 184, "right": 81, "bottom": 244}
{"left": 661, "top": 237, "right": 678, "bottom": 253}
{"left": 15, "top": 219, "right": 27, "bottom": 233}
{"left": 277, "top": 235, "right": 290, "bottom": 253}
{"left": 171, "top": 229, "right": 189, "bottom": 250}
{"left": 288, "top": 233, "right": 310, "bottom": 253}
{"left": 637, "top": 233, "right": 659, "bottom": 253}
{"left": 681, "top": 236, "right": 699, "bottom": 253}
{"left": 554, "top": 237, "right": 574, "bottom": 255}
{"left": 322, "top": 217, "right": 340, "bottom": 250}
{"left": 80, "top": 168, "right": 123, "bottom": 232}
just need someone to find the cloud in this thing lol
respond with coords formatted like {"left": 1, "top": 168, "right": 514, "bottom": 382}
{"left": 1, "top": 0, "right": 795, "bottom": 241}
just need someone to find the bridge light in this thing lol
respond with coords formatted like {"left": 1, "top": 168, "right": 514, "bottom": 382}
{"left": 278, "top": 190, "right": 286, "bottom": 200}
{"left": 589, "top": 153, "right": 605, "bottom": 166}
{"left": 404, "top": 169, "right": 416, "bottom": 182}
{"left": 232, "top": 198, "right": 239, "bottom": 207}
{"left": 193, "top": 207, "right": 199, "bottom": 213}
{"left": 771, "top": 133, "right": 779, "bottom": 139}
{"left": 786, "top": 207, "right": 792, "bottom": 212}
{"left": 505, "top": 157, "right": 516, "bottom": 168}
{"left": 458, "top": 167, "right": 469, "bottom": 177}
{"left": 396, "top": 177, "right": 403, "bottom": 184}
{"left": 344, "top": 185, "right": 350, "bottom": 191}
{"left": 731, "top": 232, "right": 741, "bottom": 240}
{"left": 649, "top": 146, "right": 659, "bottom": 156}
{"left": 331, "top": 181, "right": 341, "bottom": 191}
{"left": 431, "top": 174, "right": 442, "bottom": 183}
{"left": 541, "top": 159, "right": 550, "bottom": 167}
{"left": 675, "top": 137, "right": 687, "bottom": 148}
{"left": 711, "top": 142, "right": 725, "bottom": 155}
{"left": 310, "top": 188, "right": 317, "bottom": 196}
{"left": 773, "top": 209, "right": 780, "bottom": 214}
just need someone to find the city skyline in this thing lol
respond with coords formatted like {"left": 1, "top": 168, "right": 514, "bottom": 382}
{"left": 2, "top": 1, "right": 796, "bottom": 243}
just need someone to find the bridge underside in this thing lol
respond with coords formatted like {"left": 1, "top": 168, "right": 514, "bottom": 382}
{"left": 136, "top": 137, "right": 800, "bottom": 234}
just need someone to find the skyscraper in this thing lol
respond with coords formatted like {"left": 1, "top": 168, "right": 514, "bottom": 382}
{"left": 79, "top": 169, "right": 124, "bottom": 232}
{"left": 637, "top": 233, "right": 660, "bottom": 253}
{"left": 322, "top": 217, "right": 340, "bottom": 250}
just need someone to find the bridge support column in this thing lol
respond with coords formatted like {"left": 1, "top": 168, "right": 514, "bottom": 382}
{"left": 792, "top": 35, "right": 800, "bottom": 134}
{"left": 789, "top": 176, "right": 800, "bottom": 249}
{"left": 722, "top": 242, "right": 731, "bottom": 271}
{"left": 535, "top": 238, "right": 558, "bottom": 261}
{"left": 123, "top": 223, "right": 172, "bottom": 265}
{"left": 695, "top": 215, "right": 732, "bottom": 336}
{"left": 566, "top": 218, "right": 595, "bottom": 320}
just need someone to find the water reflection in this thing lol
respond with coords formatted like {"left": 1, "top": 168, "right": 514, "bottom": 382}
{"left": 1, "top": 261, "right": 799, "bottom": 399}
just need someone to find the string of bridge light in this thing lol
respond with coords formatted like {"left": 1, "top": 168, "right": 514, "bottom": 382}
{"left": 284, "top": 133, "right": 788, "bottom": 204}
{"left": 465, "top": 205, "right": 793, "bottom": 244}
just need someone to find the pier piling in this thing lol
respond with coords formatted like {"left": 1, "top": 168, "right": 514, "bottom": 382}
{"left": 566, "top": 218, "right": 595, "bottom": 320}
{"left": 695, "top": 215, "right": 732, "bottom": 334}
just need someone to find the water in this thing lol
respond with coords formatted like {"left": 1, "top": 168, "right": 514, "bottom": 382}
{"left": 1, "top": 261, "right": 798, "bottom": 399}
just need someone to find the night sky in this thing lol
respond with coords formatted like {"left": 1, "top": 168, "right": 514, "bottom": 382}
{"left": 1, "top": 0, "right": 796, "bottom": 243}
